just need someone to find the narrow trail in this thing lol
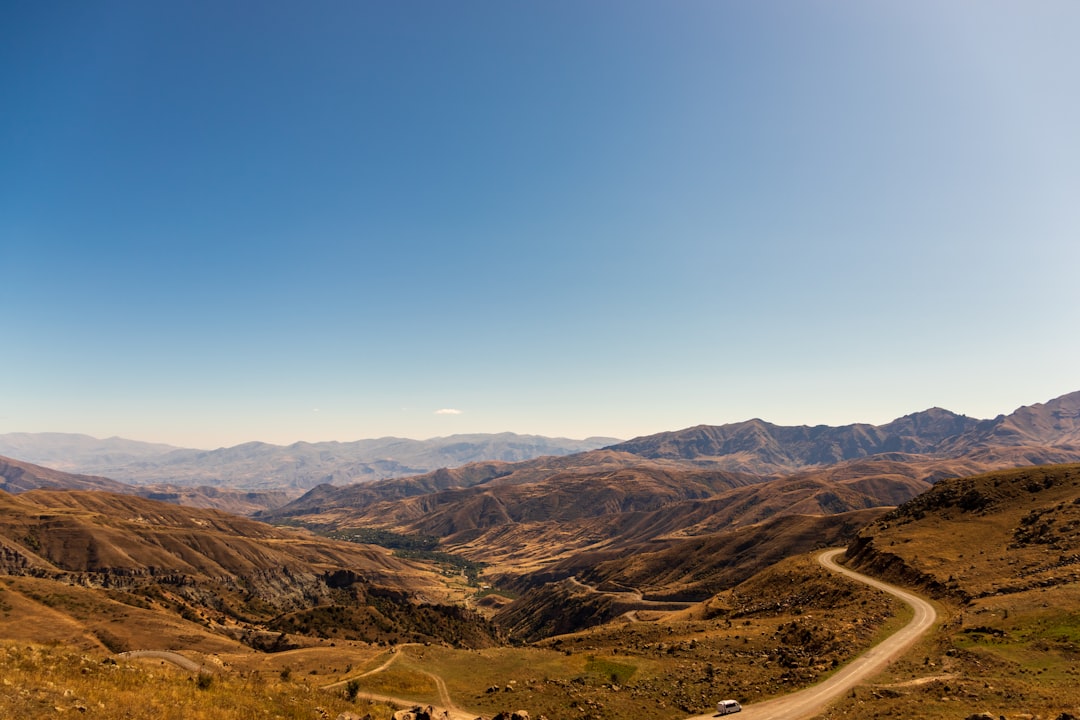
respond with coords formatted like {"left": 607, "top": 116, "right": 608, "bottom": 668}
{"left": 322, "top": 647, "right": 409, "bottom": 689}
{"left": 684, "top": 547, "right": 939, "bottom": 720}
{"left": 322, "top": 646, "right": 470, "bottom": 720}
{"left": 115, "top": 650, "right": 210, "bottom": 674}
{"left": 566, "top": 575, "right": 694, "bottom": 609}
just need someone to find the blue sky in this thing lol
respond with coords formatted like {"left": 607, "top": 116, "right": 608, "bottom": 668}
{"left": 2, "top": 2, "right": 1078, "bottom": 448}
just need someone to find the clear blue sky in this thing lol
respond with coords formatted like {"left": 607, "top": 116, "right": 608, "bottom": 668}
{"left": 2, "top": 2, "right": 1078, "bottom": 449}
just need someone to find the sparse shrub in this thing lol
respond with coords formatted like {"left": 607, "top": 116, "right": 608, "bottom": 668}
{"left": 346, "top": 678, "right": 361, "bottom": 701}
{"left": 196, "top": 672, "right": 213, "bottom": 690}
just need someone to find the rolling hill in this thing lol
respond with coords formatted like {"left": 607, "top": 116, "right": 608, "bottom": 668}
{"left": 0, "top": 488, "right": 500, "bottom": 652}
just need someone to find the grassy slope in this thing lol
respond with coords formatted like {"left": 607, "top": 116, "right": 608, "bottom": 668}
{"left": 825, "top": 463, "right": 1080, "bottom": 719}
{"left": 0, "top": 640, "right": 398, "bottom": 720}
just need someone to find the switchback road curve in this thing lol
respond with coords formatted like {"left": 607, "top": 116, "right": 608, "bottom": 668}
{"left": 687, "top": 547, "right": 938, "bottom": 720}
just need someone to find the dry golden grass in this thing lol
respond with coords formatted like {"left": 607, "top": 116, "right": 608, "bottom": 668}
{"left": 825, "top": 463, "right": 1080, "bottom": 719}
{"left": 358, "top": 554, "right": 908, "bottom": 720}
{"left": 0, "top": 640, "right": 398, "bottom": 720}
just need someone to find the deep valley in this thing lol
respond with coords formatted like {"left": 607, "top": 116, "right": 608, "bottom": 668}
{"left": 2, "top": 391, "right": 1080, "bottom": 719}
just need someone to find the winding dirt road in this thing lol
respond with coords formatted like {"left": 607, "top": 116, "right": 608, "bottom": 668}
{"left": 116, "top": 547, "right": 935, "bottom": 720}
{"left": 686, "top": 547, "right": 938, "bottom": 720}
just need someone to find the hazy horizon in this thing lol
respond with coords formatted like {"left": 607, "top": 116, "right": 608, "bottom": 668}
{"left": 3, "top": 3, "right": 1078, "bottom": 448}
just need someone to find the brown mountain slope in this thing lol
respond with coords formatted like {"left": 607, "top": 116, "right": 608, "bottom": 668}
{"left": 1, "top": 454, "right": 293, "bottom": 514}
{"left": 946, "top": 389, "right": 1080, "bottom": 450}
{"left": 0, "top": 489, "right": 500, "bottom": 651}
{"left": 257, "top": 449, "right": 709, "bottom": 523}
{"left": 846, "top": 462, "right": 1080, "bottom": 599}
{"left": 427, "top": 468, "right": 911, "bottom": 578}
{"left": 605, "top": 408, "right": 981, "bottom": 473}
{"left": 270, "top": 455, "right": 931, "bottom": 583}
{"left": 546, "top": 508, "right": 886, "bottom": 601}
{"left": 493, "top": 513, "right": 889, "bottom": 642}
{"left": 0, "top": 455, "right": 130, "bottom": 493}
{"left": 0, "top": 488, "right": 434, "bottom": 589}
{"left": 815, "top": 463, "right": 1080, "bottom": 720}
{"left": 274, "top": 462, "right": 759, "bottom": 535}
{"left": 606, "top": 390, "right": 1080, "bottom": 474}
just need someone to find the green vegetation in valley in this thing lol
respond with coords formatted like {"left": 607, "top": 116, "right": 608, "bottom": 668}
{"left": 329, "top": 528, "right": 487, "bottom": 585}
{"left": 329, "top": 528, "right": 440, "bottom": 551}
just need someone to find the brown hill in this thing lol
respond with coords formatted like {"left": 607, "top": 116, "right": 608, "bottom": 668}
{"left": 257, "top": 449, "right": 701, "bottom": 522}
{"left": 570, "top": 508, "right": 886, "bottom": 600}
{"left": 0, "top": 454, "right": 294, "bottom": 514}
{"left": 0, "top": 489, "right": 499, "bottom": 651}
{"left": 816, "top": 463, "right": 1080, "bottom": 720}
{"left": 279, "top": 460, "right": 920, "bottom": 587}
{"left": 846, "top": 462, "right": 1080, "bottom": 599}
{"left": 0, "top": 455, "right": 130, "bottom": 493}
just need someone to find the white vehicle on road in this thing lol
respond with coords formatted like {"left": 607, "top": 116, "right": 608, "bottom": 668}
{"left": 716, "top": 699, "right": 742, "bottom": 715}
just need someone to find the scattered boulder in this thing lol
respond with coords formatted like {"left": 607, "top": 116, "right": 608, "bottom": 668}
{"left": 393, "top": 706, "right": 435, "bottom": 720}
{"left": 964, "top": 714, "right": 994, "bottom": 720}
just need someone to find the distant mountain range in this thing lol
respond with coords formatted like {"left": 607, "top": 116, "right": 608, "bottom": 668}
{"left": 3, "top": 391, "right": 1078, "bottom": 502}
{"left": 0, "top": 456, "right": 296, "bottom": 515}
{"left": 263, "top": 390, "right": 1080, "bottom": 590}
{"left": 607, "top": 390, "right": 1080, "bottom": 474}
{"left": 0, "top": 432, "right": 621, "bottom": 490}
{"left": 2, "top": 390, "right": 1080, "bottom": 655}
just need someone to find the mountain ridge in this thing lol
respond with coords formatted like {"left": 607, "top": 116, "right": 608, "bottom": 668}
{"left": 605, "top": 391, "right": 1080, "bottom": 474}
{"left": 0, "top": 431, "right": 621, "bottom": 490}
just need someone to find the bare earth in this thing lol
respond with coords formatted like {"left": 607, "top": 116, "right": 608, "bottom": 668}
{"left": 114, "top": 547, "right": 935, "bottom": 720}
{"left": 685, "top": 548, "right": 938, "bottom": 720}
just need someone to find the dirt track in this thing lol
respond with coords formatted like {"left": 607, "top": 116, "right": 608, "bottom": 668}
{"left": 685, "top": 547, "right": 938, "bottom": 720}
{"left": 117, "top": 547, "right": 936, "bottom": 720}
{"left": 116, "top": 650, "right": 209, "bottom": 674}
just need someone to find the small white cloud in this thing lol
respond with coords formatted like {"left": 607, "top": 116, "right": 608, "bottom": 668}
{"left": 435, "top": 408, "right": 463, "bottom": 415}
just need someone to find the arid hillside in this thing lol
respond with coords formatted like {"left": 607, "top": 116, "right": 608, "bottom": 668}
{"left": 609, "top": 391, "right": 1080, "bottom": 474}
{"left": 818, "top": 463, "right": 1080, "bottom": 720}
{"left": 260, "top": 391, "right": 1080, "bottom": 593}
{"left": 847, "top": 463, "right": 1080, "bottom": 600}
{"left": 1, "top": 455, "right": 295, "bottom": 514}
{"left": 0, "top": 455, "right": 131, "bottom": 494}
{"left": 0, "top": 489, "right": 500, "bottom": 653}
